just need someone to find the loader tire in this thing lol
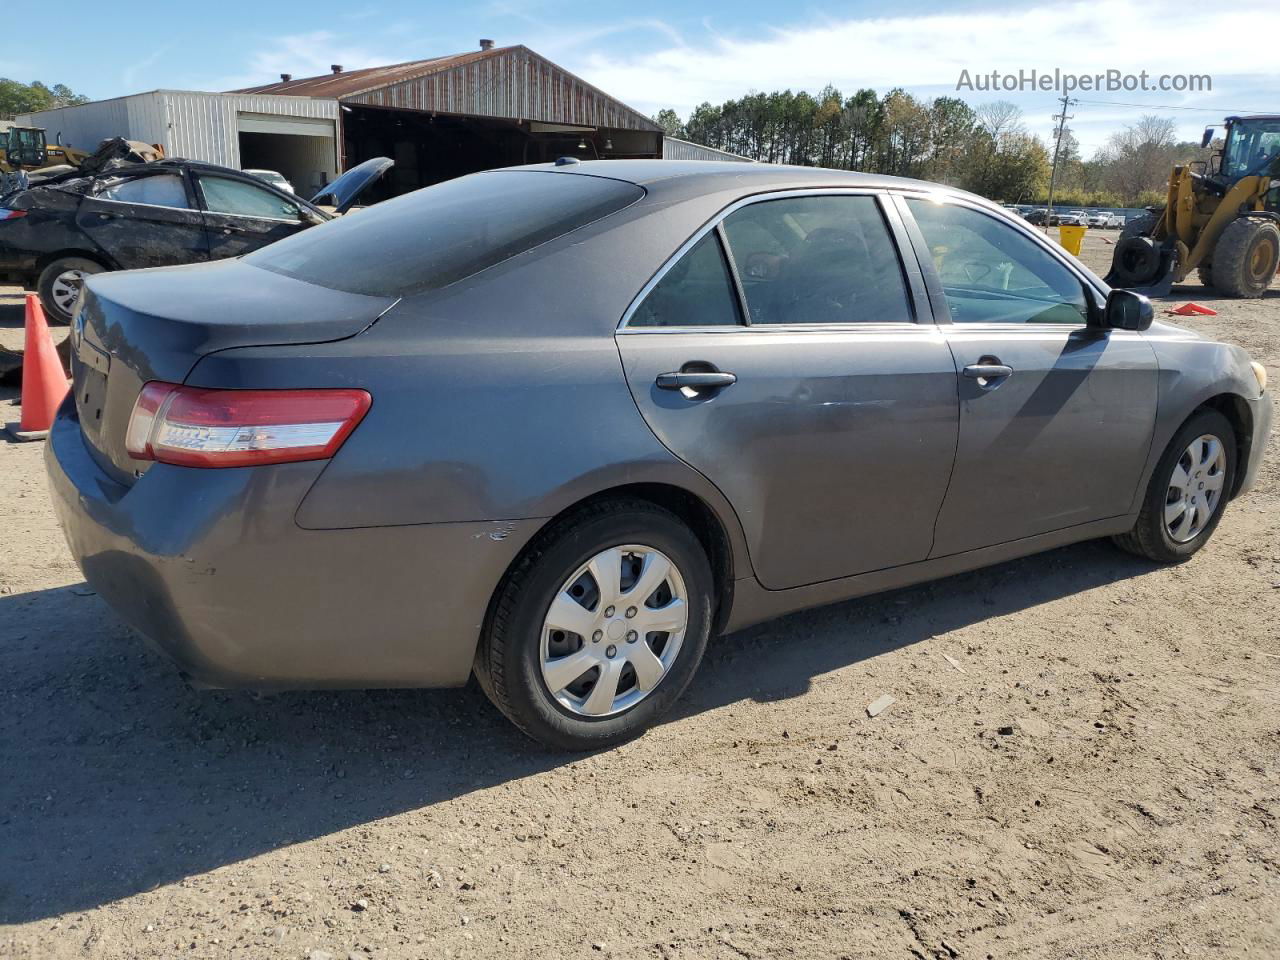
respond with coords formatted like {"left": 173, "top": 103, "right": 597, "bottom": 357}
{"left": 1111, "top": 235, "right": 1163, "bottom": 286}
{"left": 1120, "top": 212, "right": 1158, "bottom": 240}
{"left": 1211, "top": 216, "right": 1280, "bottom": 298}
{"left": 1196, "top": 265, "right": 1215, "bottom": 289}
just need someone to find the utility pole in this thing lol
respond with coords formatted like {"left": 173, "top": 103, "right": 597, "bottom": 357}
{"left": 1044, "top": 96, "right": 1076, "bottom": 233}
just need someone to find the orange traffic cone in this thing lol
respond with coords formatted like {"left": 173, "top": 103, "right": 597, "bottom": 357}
{"left": 1170, "top": 302, "right": 1218, "bottom": 317}
{"left": 4, "top": 295, "right": 71, "bottom": 442}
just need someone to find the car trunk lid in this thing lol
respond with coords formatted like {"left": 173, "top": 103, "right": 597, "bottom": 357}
{"left": 71, "top": 258, "right": 396, "bottom": 485}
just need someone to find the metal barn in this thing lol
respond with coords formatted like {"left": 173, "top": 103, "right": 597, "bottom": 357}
{"left": 233, "top": 43, "right": 664, "bottom": 198}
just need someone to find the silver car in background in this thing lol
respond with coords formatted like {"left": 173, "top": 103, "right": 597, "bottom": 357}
{"left": 46, "top": 161, "right": 1272, "bottom": 750}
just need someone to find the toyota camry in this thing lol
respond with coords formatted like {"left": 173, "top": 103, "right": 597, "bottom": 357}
{"left": 46, "top": 160, "right": 1272, "bottom": 750}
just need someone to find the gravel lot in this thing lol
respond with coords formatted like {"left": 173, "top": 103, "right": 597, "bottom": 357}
{"left": 1, "top": 232, "right": 1277, "bottom": 959}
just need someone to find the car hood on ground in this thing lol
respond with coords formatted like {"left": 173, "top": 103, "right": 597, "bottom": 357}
{"left": 310, "top": 157, "right": 394, "bottom": 215}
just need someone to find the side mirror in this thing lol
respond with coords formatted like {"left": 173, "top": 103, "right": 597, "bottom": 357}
{"left": 1104, "top": 288, "right": 1153, "bottom": 331}
{"left": 1201, "top": 126, "right": 1215, "bottom": 149}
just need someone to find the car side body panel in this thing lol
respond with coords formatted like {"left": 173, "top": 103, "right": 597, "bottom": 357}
{"left": 1135, "top": 321, "right": 1271, "bottom": 504}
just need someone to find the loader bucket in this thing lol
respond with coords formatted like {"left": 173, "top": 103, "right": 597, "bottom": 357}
{"left": 1104, "top": 236, "right": 1177, "bottom": 297}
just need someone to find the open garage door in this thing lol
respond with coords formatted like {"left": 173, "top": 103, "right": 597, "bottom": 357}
{"left": 236, "top": 113, "right": 339, "bottom": 199}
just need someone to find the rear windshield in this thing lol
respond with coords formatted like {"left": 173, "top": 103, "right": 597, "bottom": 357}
{"left": 245, "top": 169, "right": 644, "bottom": 296}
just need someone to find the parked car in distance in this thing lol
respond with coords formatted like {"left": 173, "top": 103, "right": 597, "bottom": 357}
{"left": 244, "top": 168, "right": 294, "bottom": 194}
{"left": 0, "top": 155, "right": 391, "bottom": 322}
{"left": 46, "top": 161, "right": 1272, "bottom": 750}
{"left": 1024, "top": 208, "right": 1050, "bottom": 225}
{"left": 1107, "top": 213, "right": 1126, "bottom": 228}
{"left": 1087, "top": 212, "right": 1111, "bottom": 228}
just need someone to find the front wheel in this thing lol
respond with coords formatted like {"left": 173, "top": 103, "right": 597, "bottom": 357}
{"left": 475, "top": 500, "right": 713, "bottom": 750}
{"left": 1211, "top": 216, "right": 1280, "bottom": 298}
{"left": 1112, "top": 409, "right": 1236, "bottom": 563}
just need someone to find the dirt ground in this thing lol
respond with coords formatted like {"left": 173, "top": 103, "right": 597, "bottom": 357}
{"left": 1, "top": 232, "right": 1277, "bottom": 960}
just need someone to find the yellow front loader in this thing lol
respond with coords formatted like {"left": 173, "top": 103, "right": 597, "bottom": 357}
{"left": 1107, "top": 114, "right": 1280, "bottom": 298}
{"left": 0, "top": 125, "right": 89, "bottom": 176}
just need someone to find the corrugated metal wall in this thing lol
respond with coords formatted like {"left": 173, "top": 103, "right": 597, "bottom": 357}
{"left": 160, "top": 92, "right": 339, "bottom": 168}
{"left": 17, "top": 96, "right": 133, "bottom": 155}
{"left": 662, "top": 137, "right": 753, "bottom": 162}
{"left": 19, "top": 92, "right": 339, "bottom": 170}
{"left": 343, "top": 48, "right": 659, "bottom": 132}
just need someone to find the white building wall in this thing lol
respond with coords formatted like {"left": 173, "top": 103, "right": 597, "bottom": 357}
{"left": 18, "top": 91, "right": 340, "bottom": 170}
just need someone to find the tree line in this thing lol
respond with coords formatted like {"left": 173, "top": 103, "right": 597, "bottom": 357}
{"left": 1, "top": 78, "right": 90, "bottom": 120}
{"left": 655, "top": 91, "right": 1210, "bottom": 208}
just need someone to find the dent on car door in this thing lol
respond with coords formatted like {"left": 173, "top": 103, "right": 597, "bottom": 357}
{"left": 898, "top": 195, "right": 1159, "bottom": 557}
{"left": 76, "top": 171, "right": 210, "bottom": 269}
{"left": 196, "top": 174, "right": 309, "bottom": 259}
{"left": 615, "top": 192, "right": 959, "bottom": 591}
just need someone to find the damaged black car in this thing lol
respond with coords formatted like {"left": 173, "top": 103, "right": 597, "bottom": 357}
{"left": 0, "top": 141, "right": 391, "bottom": 322}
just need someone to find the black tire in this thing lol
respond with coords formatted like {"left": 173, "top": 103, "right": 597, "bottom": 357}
{"left": 1112, "top": 409, "right": 1237, "bottom": 564}
{"left": 475, "top": 499, "right": 714, "bottom": 751}
{"left": 36, "top": 256, "right": 105, "bottom": 324}
{"left": 1196, "top": 264, "right": 1216, "bottom": 289}
{"left": 1120, "top": 212, "right": 1158, "bottom": 241}
{"left": 1210, "top": 216, "right": 1280, "bottom": 298}
{"left": 1110, "top": 235, "right": 1163, "bottom": 285}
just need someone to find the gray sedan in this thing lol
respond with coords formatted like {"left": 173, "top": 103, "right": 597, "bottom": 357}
{"left": 46, "top": 161, "right": 1272, "bottom": 750}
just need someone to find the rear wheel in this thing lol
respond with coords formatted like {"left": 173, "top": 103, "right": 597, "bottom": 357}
{"left": 475, "top": 500, "right": 713, "bottom": 750}
{"left": 37, "top": 256, "right": 105, "bottom": 324}
{"left": 1196, "top": 264, "right": 1216, "bottom": 289}
{"left": 1211, "top": 216, "right": 1280, "bottom": 298}
{"left": 1112, "top": 409, "right": 1236, "bottom": 563}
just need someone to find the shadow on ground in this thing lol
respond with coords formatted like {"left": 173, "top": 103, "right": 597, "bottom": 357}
{"left": 0, "top": 537, "right": 1156, "bottom": 922}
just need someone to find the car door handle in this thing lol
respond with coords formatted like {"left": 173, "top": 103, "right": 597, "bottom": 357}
{"left": 656, "top": 371, "right": 738, "bottom": 390}
{"left": 962, "top": 363, "right": 1013, "bottom": 380}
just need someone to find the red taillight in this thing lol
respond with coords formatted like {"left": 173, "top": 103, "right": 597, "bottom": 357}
{"left": 125, "top": 382, "right": 371, "bottom": 467}
{"left": 0, "top": 208, "right": 27, "bottom": 221}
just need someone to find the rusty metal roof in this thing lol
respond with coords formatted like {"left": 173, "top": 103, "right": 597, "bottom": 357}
{"left": 231, "top": 45, "right": 660, "bottom": 132}
{"left": 233, "top": 47, "right": 513, "bottom": 99}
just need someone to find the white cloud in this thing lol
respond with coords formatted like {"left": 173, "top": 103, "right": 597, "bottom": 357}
{"left": 564, "top": 0, "right": 1277, "bottom": 149}
{"left": 218, "top": 31, "right": 409, "bottom": 90}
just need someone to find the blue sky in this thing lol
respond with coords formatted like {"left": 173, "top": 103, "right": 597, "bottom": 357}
{"left": 8, "top": 0, "right": 1277, "bottom": 154}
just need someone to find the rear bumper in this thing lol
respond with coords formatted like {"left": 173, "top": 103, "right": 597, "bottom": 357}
{"left": 1238, "top": 390, "right": 1273, "bottom": 497}
{"left": 44, "top": 404, "right": 541, "bottom": 689}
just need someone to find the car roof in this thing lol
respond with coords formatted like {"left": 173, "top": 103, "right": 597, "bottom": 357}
{"left": 500, "top": 159, "right": 1002, "bottom": 215}
{"left": 526, "top": 159, "right": 946, "bottom": 192}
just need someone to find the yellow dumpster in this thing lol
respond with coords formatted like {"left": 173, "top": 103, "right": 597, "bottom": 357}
{"left": 1058, "top": 224, "right": 1087, "bottom": 256}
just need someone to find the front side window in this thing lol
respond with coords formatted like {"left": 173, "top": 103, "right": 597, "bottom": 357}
{"left": 629, "top": 232, "right": 742, "bottom": 328}
{"left": 721, "top": 195, "right": 913, "bottom": 325}
{"left": 906, "top": 198, "right": 1088, "bottom": 325}
{"left": 97, "top": 174, "right": 190, "bottom": 209}
{"left": 198, "top": 175, "right": 300, "bottom": 220}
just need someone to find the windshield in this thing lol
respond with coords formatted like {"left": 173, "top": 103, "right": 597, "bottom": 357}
{"left": 1222, "top": 119, "right": 1280, "bottom": 179}
{"left": 6, "top": 128, "right": 45, "bottom": 166}
{"left": 247, "top": 169, "right": 644, "bottom": 296}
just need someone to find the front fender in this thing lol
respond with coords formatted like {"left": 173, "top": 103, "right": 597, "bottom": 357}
{"left": 1134, "top": 325, "right": 1264, "bottom": 510}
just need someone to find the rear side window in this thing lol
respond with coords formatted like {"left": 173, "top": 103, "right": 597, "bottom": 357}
{"left": 246, "top": 170, "right": 644, "bottom": 296}
{"left": 97, "top": 174, "right": 190, "bottom": 209}
{"left": 629, "top": 232, "right": 743, "bottom": 328}
{"left": 721, "top": 195, "right": 913, "bottom": 324}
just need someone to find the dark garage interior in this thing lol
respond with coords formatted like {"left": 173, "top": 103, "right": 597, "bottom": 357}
{"left": 341, "top": 105, "right": 661, "bottom": 202}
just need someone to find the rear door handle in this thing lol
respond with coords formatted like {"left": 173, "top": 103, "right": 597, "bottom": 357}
{"left": 962, "top": 363, "right": 1013, "bottom": 380}
{"left": 656, "top": 371, "right": 737, "bottom": 390}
